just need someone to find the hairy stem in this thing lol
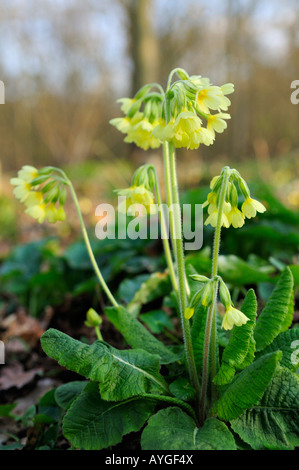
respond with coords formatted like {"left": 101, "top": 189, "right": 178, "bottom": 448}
{"left": 149, "top": 165, "right": 178, "bottom": 293}
{"left": 167, "top": 143, "right": 200, "bottom": 399}
{"left": 199, "top": 167, "right": 230, "bottom": 423}
{"left": 66, "top": 179, "right": 119, "bottom": 308}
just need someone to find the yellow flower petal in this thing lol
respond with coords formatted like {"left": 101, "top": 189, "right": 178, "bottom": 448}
{"left": 242, "top": 197, "right": 266, "bottom": 219}
{"left": 221, "top": 305, "right": 249, "bottom": 330}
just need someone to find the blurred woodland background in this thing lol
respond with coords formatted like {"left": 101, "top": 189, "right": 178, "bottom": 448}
{"left": 0, "top": 0, "right": 299, "bottom": 246}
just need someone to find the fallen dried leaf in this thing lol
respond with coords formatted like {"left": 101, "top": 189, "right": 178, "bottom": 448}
{"left": 0, "top": 362, "right": 42, "bottom": 390}
{"left": 1, "top": 309, "right": 44, "bottom": 347}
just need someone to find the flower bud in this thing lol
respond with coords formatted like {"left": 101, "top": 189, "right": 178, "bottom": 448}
{"left": 85, "top": 308, "right": 102, "bottom": 327}
{"left": 219, "top": 278, "right": 232, "bottom": 309}
{"left": 134, "top": 84, "right": 152, "bottom": 100}
{"left": 189, "top": 274, "right": 209, "bottom": 283}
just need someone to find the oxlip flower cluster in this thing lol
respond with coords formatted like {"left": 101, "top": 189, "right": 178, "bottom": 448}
{"left": 110, "top": 84, "right": 164, "bottom": 150}
{"left": 10, "top": 165, "right": 67, "bottom": 224}
{"left": 204, "top": 168, "right": 266, "bottom": 229}
{"left": 110, "top": 68, "right": 234, "bottom": 151}
{"left": 115, "top": 164, "right": 157, "bottom": 216}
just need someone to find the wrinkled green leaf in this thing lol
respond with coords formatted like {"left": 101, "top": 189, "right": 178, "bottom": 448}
{"left": 105, "top": 306, "right": 179, "bottom": 365}
{"left": 231, "top": 366, "right": 299, "bottom": 450}
{"left": 141, "top": 407, "right": 236, "bottom": 450}
{"left": 256, "top": 328, "right": 299, "bottom": 372}
{"left": 214, "top": 289, "right": 257, "bottom": 385}
{"left": 254, "top": 267, "right": 294, "bottom": 351}
{"left": 41, "top": 329, "right": 168, "bottom": 401}
{"left": 55, "top": 381, "right": 88, "bottom": 409}
{"left": 63, "top": 382, "right": 154, "bottom": 450}
{"left": 212, "top": 351, "right": 282, "bottom": 420}
{"left": 169, "top": 378, "right": 195, "bottom": 402}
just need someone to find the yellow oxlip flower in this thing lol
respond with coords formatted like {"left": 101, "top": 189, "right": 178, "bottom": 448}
{"left": 242, "top": 197, "right": 266, "bottom": 219}
{"left": 117, "top": 185, "right": 156, "bottom": 216}
{"left": 11, "top": 178, "right": 32, "bottom": 202}
{"left": 124, "top": 118, "right": 162, "bottom": 150}
{"left": 208, "top": 200, "right": 231, "bottom": 216}
{"left": 117, "top": 97, "right": 136, "bottom": 114}
{"left": 221, "top": 305, "right": 249, "bottom": 330}
{"left": 219, "top": 84, "right": 234, "bottom": 111}
{"left": 45, "top": 203, "right": 66, "bottom": 223}
{"left": 227, "top": 206, "right": 245, "bottom": 228}
{"left": 10, "top": 165, "right": 39, "bottom": 202}
{"left": 109, "top": 116, "right": 131, "bottom": 134}
{"left": 196, "top": 86, "right": 223, "bottom": 114}
{"left": 154, "top": 110, "right": 214, "bottom": 149}
{"left": 55, "top": 206, "right": 66, "bottom": 222}
{"left": 202, "top": 190, "right": 217, "bottom": 211}
{"left": 24, "top": 191, "right": 44, "bottom": 208}
{"left": 203, "top": 190, "right": 231, "bottom": 226}
{"left": 17, "top": 165, "right": 38, "bottom": 182}
{"left": 204, "top": 210, "right": 230, "bottom": 228}
{"left": 111, "top": 113, "right": 162, "bottom": 150}
{"left": 25, "top": 203, "right": 47, "bottom": 224}
{"left": 207, "top": 113, "right": 231, "bottom": 137}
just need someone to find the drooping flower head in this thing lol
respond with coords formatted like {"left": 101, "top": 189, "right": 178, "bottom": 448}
{"left": 203, "top": 167, "right": 266, "bottom": 229}
{"left": 115, "top": 164, "right": 157, "bottom": 216}
{"left": 11, "top": 166, "right": 67, "bottom": 224}
{"left": 110, "top": 84, "right": 164, "bottom": 150}
{"left": 116, "top": 185, "right": 156, "bottom": 216}
{"left": 110, "top": 68, "right": 234, "bottom": 151}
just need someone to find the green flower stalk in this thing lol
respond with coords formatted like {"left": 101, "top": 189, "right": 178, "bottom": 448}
{"left": 199, "top": 166, "right": 267, "bottom": 423}
{"left": 11, "top": 165, "right": 119, "bottom": 309}
{"left": 111, "top": 67, "right": 237, "bottom": 417}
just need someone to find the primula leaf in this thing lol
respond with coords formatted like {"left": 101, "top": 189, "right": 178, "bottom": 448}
{"left": 214, "top": 289, "right": 257, "bottom": 385}
{"left": 141, "top": 407, "right": 236, "bottom": 450}
{"left": 279, "top": 287, "right": 295, "bottom": 333}
{"left": 212, "top": 351, "right": 282, "bottom": 421}
{"left": 55, "top": 381, "right": 88, "bottom": 409}
{"left": 254, "top": 267, "right": 294, "bottom": 352}
{"left": 256, "top": 328, "right": 299, "bottom": 372}
{"left": 140, "top": 309, "right": 174, "bottom": 334}
{"left": 41, "top": 329, "right": 168, "bottom": 401}
{"left": 126, "top": 271, "right": 171, "bottom": 315}
{"left": 105, "top": 306, "right": 179, "bottom": 364}
{"left": 231, "top": 366, "right": 299, "bottom": 450}
{"left": 169, "top": 377, "right": 195, "bottom": 402}
{"left": 63, "top": 382, "right": 154, "bottom": 450}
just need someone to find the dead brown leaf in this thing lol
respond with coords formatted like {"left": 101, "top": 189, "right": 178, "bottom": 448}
{"left": 0, "top": 362, "right": 42, "bottom": 390}
{"left": 1, "top": 309, "right": 44, "bottom": 347}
